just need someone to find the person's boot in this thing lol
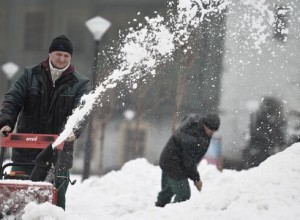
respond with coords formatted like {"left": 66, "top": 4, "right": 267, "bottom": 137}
{"left": 155, "top": 201, "right": 166, "bottom": 207}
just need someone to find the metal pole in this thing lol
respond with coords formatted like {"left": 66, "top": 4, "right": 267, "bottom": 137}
{"left": 82, "top": 40, "right": 100, "bottom": 181}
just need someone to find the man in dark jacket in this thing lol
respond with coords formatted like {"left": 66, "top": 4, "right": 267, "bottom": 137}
{"left": 155, "top": 113, "right": 220, "bottom": 207}
{"left": 0, "top": 35, "right": 90, "bottom": 209}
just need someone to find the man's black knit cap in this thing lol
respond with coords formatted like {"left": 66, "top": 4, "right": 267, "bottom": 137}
{"left": 203, "top": 113, "right": 220, "bottom": 131}
{"left": 49, "top": 35, "right": 73, "bottom": 55}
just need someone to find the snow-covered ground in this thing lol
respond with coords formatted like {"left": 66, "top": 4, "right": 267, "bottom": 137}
{"left": 21, "top": 143, "right": 300, "bottom": 220}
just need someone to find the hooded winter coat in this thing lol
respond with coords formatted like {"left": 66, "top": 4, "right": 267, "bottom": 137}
{"left": 159, "top": 115, "right": 212, "bottom": 182}
{"left": 0, "top": 58, "right": 90, "bottom": 165}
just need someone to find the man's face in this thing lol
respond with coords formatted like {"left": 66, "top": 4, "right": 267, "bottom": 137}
{"left": 49, "top": 51, "right": 71, "bottom": 69}
{"left": 203, "top": 124, "right": 215, "bottom": 137}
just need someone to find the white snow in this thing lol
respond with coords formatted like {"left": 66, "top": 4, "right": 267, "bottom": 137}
{"left": 21, "top": 143, "right": 300, "bottom": 219}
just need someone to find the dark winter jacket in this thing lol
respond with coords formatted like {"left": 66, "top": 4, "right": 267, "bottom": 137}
{"left": 159, "top": 115, "right": 212, "bottom": 182}
{"left": 0, "top": 58, "right": 90, "bottom": 164}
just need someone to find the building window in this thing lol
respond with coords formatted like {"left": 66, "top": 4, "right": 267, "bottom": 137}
{"left": 24, "top": 12, "right": 45, "bottom": 51}
{"left": 273, "top": 5, "right": 289, "bottom": 42}
{"left": 120, "top": 122, "right": 148, "bottom": 163}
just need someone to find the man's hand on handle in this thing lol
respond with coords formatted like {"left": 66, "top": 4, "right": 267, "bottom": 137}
{"left": 194, "top": 179, "right": 203, "bottom": 191}
{"left": 65, "top": 131, "right": 75, "bottom": 142}
{"left": 0, "top": 126, "right": 11, "bottom": 136}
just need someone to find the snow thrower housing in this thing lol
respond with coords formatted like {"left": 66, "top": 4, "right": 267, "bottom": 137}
{"left": 0, "top": 133, "right": 64, "bottom": 218}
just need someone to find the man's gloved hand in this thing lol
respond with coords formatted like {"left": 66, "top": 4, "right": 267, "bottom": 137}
{"left": 0, "top": 126, "right": 11, "bottom": 136}
{"left": 194, "top": 179, "right": 203, "bottom": 191}
{"left": 65, "top": 131, "right": 75, "bottom": 142}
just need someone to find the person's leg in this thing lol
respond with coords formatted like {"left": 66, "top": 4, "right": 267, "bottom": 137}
{"left": 156, "top": 171, "right": 174, "bottom": 207}
{"left": 55, "top": 169, "right": 69, "bottom": 210}
{"left": 170, "top": 178, "right": 191, "bottom": 203}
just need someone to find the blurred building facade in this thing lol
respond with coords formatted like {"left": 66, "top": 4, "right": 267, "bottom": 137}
{"left": 0, "top": 0, "right": 226, "bottom": 174}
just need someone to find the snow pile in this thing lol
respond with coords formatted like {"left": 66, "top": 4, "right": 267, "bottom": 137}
{"left": 21, "top": 143, "right": 300, "bottom": 219}
{"left": 22, "top": 202, "right": 65, "bottom": 220}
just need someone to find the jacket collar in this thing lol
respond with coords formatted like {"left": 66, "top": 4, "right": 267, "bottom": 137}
{"left": 41, "top": 57, "right": 75, "bottom": 76}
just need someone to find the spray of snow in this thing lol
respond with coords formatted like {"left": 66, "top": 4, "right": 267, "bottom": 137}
{"left": 52, "top": 0, "right": 230, "bottom": 147}
{"left": 53, "top": 0, "right": 279, "bottom": 148}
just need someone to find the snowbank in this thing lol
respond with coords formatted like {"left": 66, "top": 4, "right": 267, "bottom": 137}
{"left": 21, "top": 143, "right": 300, "bottom": 220}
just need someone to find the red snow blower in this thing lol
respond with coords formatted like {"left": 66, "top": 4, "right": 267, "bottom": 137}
{"left": 0, "top": 133, "right": 64, "bottom": 217}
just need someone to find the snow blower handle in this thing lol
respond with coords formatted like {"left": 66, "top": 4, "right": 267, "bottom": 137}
{"left": 1, "top": 133, "right": 64, "bottom": 150}
{"left": 0, "top": 125, "right": 11, "bottom": 137}
{"left": 1, "top": 131, "right": 8, "bottom": 137}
